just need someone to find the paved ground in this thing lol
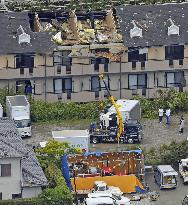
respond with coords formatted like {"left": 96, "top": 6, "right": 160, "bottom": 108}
{"left": 23, "top": 113, "right": 188, "bottom": 205}
{"left": 25, "top": 113, "right": 188, "bottom": 150}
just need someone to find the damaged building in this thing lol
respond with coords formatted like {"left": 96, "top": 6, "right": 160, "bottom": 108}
{"left": 0, "top": 3, "right": 188, "bottom": 102}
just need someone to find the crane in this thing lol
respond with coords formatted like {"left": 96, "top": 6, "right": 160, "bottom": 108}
{"left": 99, "top": 74, "right": 124, "bottom": 145}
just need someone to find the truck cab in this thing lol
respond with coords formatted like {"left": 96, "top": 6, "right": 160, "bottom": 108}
{"left": 123, "top": 120, "right": 143, "bottom": 144}
{"left": 179, "top": 159, "right": 188, "bottom": 183}
{"left": 154, "top": 165, "right": 178, "bottom": 189}
{"left": 6, "top": 95, "right": 31, "bottom": 138}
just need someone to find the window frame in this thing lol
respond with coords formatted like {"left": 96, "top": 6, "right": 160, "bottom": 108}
{"left": 128, "top": 74, "right": 147, "bottom": 90}
{"left": 166, "top": 71, "right": 184, "bottom": 88}
{"left": 16, "top": 54, "right": 34, "bottom": 69}
{"left": 1, "top": 164, "right": 11, "bottom": 177}
{"left": 53, "top": 78, "right": 72, "bottom": 94}
{"left": 165, "top": 45, "right": 184, "bottom": 60}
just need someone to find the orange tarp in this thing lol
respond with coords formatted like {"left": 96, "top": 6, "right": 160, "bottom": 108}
{"left": 71, "top": 175, "right": 144, "bottom": 193}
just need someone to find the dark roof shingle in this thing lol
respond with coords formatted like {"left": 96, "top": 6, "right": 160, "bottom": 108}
{"left": 116, "top": 3, "right": 188, "bottom": 47}
{"left": 0, "top": 12, "right": 55, "bottom": 54}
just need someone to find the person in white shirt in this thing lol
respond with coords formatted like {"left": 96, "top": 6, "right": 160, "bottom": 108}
{"left": 165, "top": 108, "right": 171, "bottom": 125}
{"left": 158, "top": 108, "right": 164, "bottom": 123}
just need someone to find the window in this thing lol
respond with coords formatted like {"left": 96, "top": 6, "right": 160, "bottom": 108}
{"left": 53, "top": 51, "right": 62, "bottom": 65}
{"left": 128, "top": 74, "right": 147, "bottom": 89}
{"left": 166, "top": 72, "right": 184, "bottom": 87}
{"left": 16, "top": 54, "right": 34, "bottom": 68}
{"left": 91, "top": 57, "right": 109, "bottom": 72}
{"left": 12, "top": 193, "right": 21, "bottom": 199}
{"left": 54, "top": 78, "right": 72, "bottom": 94}
{"left": 128, "top": 48, "right": 147, "bottom": 62}
{"left": 91, "top": 76, "right": 100, "bottom": 92}
{"left": 1, "top": 164, "right": 11, "bottom": 177}
{"left": 91, "top": 48, "right": 109, "bottom": 72}
{"left": 16, "top": 80, "right": 32, "bottom": 94}
{"left": 165, "top": 45, "right": 184, "bottom": 60}
{"left": 53, "top": 51, "right": 72, "bottom": 67}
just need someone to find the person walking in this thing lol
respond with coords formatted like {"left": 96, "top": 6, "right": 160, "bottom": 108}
{"left": 165, "top": 108, "right": 171, "bottom": 125}
{"left": 159, "top": 108, "right": 164, "bottom": 123}
{"left": 179, "top": 115, "right": 185, "bottom": 134}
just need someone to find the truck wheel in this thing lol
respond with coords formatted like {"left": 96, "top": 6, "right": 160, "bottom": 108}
{"left": 92, "top": 137, "right": 99, "bottom": 144}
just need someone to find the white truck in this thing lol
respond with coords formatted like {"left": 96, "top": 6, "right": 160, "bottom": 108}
{"left": 51, "top": 130, "right": 90, "bottom": 152}
{"left": 6, "top": 95, "right": 31, "bottom": 138}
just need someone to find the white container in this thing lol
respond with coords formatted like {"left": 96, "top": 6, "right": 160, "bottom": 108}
{"left": 52, "top": 130, "right": 90, "bottom": 152}
{"left": 108, "top": 99, "right": 141, "bottom": 121}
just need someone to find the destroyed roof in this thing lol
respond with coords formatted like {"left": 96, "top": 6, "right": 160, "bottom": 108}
{"left": 0, "top": 12, "right": 55, "bottom": 54}
{"left": 0, "top": 118, "right": 47, "bottom": 187}
{"left": 116, "top": 3, "right": 188, "bottom": 47}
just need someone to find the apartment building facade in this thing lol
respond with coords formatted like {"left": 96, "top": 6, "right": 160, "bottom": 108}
{"left": 0, "top": 4, "right": 188, "bottom": 102}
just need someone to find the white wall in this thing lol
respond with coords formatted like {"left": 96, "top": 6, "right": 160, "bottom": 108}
{"left": 0, "top": 157, "right": 21, "bottom": 200}
{"left": 22, "top": 186, "right": 42, "bottom": 198}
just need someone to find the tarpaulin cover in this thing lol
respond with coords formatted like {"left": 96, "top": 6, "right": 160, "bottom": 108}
{"left": 61, "top": 154, "right": 72, "bottom": 191}
{"left": 71, "top": 175, "right": 144, "bottom": 193}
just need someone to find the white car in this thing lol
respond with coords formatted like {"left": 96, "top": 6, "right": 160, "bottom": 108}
{"left": 93, "top": 181, "right": 123, "bottom": 196}
{"left": 85, "top": 196, "right": 116, "bottom": 205}
{"left": 88, "top": 193, "right": 132, "bottom": 205}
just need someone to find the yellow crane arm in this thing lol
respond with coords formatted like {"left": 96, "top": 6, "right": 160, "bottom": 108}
{"left": 99, "top": 74, "right": 124, "bottom": 143}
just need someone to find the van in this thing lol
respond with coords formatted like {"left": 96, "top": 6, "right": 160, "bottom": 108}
{"left": 85, "top": 197, "right": 117, "bottom": 205}
{"left": 154, "top": 165, "right": 178, "bottom": 189}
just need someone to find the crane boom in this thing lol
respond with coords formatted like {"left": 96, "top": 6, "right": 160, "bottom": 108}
{"left": 99, "top": 74, "right": 124, "bottom": 144}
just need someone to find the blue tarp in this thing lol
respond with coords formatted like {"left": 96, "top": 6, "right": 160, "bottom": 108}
{"left": 61, "top": 154, "right": 72, "bottom": 191}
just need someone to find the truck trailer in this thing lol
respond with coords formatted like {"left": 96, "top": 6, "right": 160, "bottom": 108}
{"left": 6, "top": 95, "right": 31, "bottom": 137}
{"left": 52, "top": 130, "right": 90, "bottom": 152}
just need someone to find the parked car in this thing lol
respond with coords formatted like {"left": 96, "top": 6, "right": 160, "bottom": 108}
{"left": 92, "top": 181, "right": 123, "bottom": 196}
{"left": 85, "top": 197, "right": 116, "bottom": 205}
{"left": 154, "top": 165, "right": 178, "bottom": 189}
{"left": 88, "top": 193, "right": 132, "bottom": 205}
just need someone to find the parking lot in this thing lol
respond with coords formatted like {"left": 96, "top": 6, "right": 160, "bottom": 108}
{"left": 23, "top": 113, "right": 188, "bottom": 205}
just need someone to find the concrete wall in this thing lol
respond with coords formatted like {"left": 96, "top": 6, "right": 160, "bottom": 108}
{"left": 22, "top": 186, "right": 42, "bottom": 198}
{"left": 0, "top": 157, "right": 21, "bottom": 200}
